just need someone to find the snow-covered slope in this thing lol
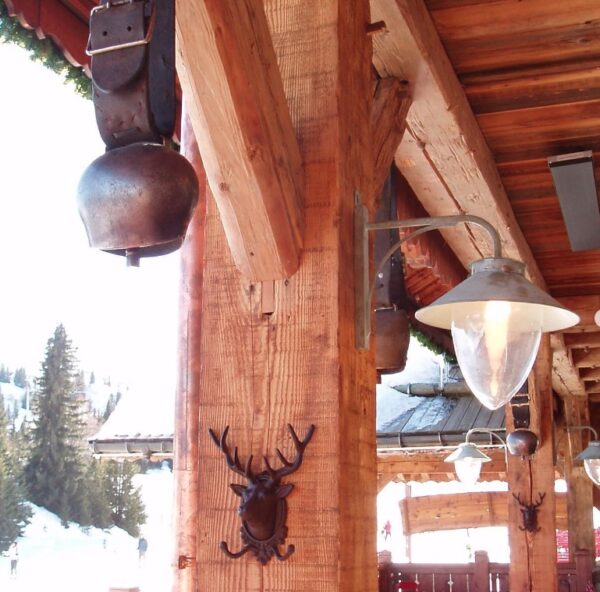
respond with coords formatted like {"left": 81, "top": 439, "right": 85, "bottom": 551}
{"left": 0, "top": 466, "right": 173, "bottom": 592}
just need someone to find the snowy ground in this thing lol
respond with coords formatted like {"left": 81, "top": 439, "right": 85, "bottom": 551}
{"left": 0, "top": 466, "right": 173, "bottom": 592}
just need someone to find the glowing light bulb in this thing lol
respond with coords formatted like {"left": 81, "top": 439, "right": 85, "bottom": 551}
{"left": 451, "top": 301, "right": 541, "bottom": 410}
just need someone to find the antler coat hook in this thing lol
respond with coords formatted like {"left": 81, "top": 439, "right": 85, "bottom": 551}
{"left": 208, "top": 424, "right": 315, "bottom": 565}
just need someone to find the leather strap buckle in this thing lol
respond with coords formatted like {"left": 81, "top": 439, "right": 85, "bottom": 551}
{"left": 86, "top": 1, "right": 156, "bottom": 56}
{"left": 89, "top": 0, "right": 175, "bottom": 149}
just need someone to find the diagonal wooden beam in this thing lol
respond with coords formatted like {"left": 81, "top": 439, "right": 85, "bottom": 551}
{"left": 370, "top": 0, "right": 582, "bottom": 397}
{"left": 371, "top": 78, "right": 411, "bottom": 201}
{"left": 370, "top": 0, "right": 542, "bottom": 284}
{"left": 176, "top": 0, "right": 304, "bottom": 281}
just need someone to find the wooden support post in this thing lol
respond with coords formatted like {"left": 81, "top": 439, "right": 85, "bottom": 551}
{"left": 506, "top": 336, "right": 557, "bottom": 592}
{"left": 472, "top": 550, "right": 489, "bottom": 592}
{"left": 176, "top": 1, "right": 376, "bottom": 590}
{"left": 562, "top": 396, "right": 595, "bottom": 561}
{"left": 173, "top": 106, "right": 207, "bottom": 592}
{"left": 575, "top": 549, "right": 594, "bottom": 592}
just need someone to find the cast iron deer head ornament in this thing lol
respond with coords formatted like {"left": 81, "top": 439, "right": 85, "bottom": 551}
{"left": 209, "top": 423, "right": 315, "bottom": 565}
{"left": 513, "top": 492, "right": 546, "bottom": 533}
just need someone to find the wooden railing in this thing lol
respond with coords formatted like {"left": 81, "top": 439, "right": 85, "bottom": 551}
{"left": 378, "top": 549, "right": 593, "bottom": 592}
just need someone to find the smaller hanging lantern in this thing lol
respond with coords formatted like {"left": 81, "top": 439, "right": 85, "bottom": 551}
{"left": 77, "top": 0, "right": 198, "bottom": 266}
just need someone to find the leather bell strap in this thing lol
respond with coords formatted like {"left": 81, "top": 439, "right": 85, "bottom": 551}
{"left": 88, "top": 0, "right": 175, "bottom": 150}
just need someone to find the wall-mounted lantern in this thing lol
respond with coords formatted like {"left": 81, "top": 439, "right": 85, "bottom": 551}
{"left": 354, "top": 195, "right": 578, "bottom": 410}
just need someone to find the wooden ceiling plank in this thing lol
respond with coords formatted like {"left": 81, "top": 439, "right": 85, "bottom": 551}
{"left": 426, "top": 0, "right": 600, "bottom": 75}
{"left": 466, "top": 67, "right": 600, "bottom": 114}
{"left": 175, "top": 0, "right": 304, "bottom": 281}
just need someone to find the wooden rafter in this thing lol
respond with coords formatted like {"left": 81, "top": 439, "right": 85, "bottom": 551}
{"left": 175, "top": 0, "right": 304, "bottom": 281}
{"left": 377, "top": 450, "right": 508, "bottom": 489}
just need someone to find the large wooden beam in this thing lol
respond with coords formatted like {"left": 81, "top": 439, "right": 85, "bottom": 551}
{"left": 178, "top": 1, "right": 377, "bottom": 590}
{"left": 561, "top": 397, "right": 595, "bottom": 561}
{"left": 399, "top": 492, "right": 568, "bottom": 535}
{"left": 176, "top": 0, "right": 304, "bottom": 281}
{"left": 507, "top": 337, "right": 557, "bottom": 592}
{"left": 371, "top": 78, "right": 411, "bottom": 201}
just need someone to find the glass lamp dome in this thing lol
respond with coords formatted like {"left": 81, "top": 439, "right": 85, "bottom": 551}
{"left": 444, "top": 443, "right": 491, "bottom": 485}
{"left": 416, "top": 258, "right": 579, "bottom": 410}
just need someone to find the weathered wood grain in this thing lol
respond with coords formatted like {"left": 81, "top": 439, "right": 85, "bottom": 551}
{"left": 426, "top": 0, "right": 600, "bottom": 75}
{"left": 371, "top": 78, "right": 411, "bottom": 201}
{"left": 175, "top": 0, "right": 304, "bottom": 281}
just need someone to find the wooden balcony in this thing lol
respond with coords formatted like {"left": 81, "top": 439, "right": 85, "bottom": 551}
{"left": 378, "top": 549, "right": 594, "bottom": 592}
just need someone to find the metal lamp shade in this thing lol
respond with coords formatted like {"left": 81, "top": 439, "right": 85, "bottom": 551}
{"left": 416, "top": 257, "right": 578, "bottom": 410}
{"left": 445, "top": 443, "right": 491, "bottom": 486}
{"left": 576, "top": 440, "right": 600, "bottom": 486}
{"left": 415, "top": 258, "right": 579, "bottom": 332}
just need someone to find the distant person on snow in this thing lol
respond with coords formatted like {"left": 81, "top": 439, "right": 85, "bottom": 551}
{"left": 137, "top": 536, "right": 148, "bottom": 561}
{"left": 8, "top": 541, "right": 18, "bottom": 577}
{"left": 382, "top": 520, "right": 392, "bottom": 540}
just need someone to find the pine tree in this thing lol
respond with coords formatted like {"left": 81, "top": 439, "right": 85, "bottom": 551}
{"left": 0, "top": 393, "right": 30, "bottom": 552}
{"left": 103, "top": 460, "right": 146, "bottom": 537}
{"left": 89, "top": 371, "right": 95, "bottom": 385}
{"left": 25, "top": 325, "right": 89, "bottom": 525}
{"left": 13, "top": 368, "right": 26, "bottom": 389}
{"left": 85, "top": 459, "right": 111, "bottom": 529}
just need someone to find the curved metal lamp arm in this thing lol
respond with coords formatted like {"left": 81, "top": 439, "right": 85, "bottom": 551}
{"left": 566, "top": 425, "right": 599, "bottom": 440}
{"left": 465, "top": 428, "right": 508, "bottom": 465}
{"left": 354, "top": 194, "right": 503, "bottom": 349}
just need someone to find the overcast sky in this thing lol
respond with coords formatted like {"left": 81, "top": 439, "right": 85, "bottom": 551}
{"left": 0, "top": 43, "right": 180, "bottom": 393}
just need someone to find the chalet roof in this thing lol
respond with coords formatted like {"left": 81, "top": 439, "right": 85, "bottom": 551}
{"left": 88, "top": 389, "right": 174, "bottom": 459}
{"left": 377, "top": 389, "right": 505, "bottom": 450}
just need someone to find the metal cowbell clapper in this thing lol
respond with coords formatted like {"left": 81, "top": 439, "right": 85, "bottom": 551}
{"left": 77, "top": 0, "right": 199, "bottom": 267}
